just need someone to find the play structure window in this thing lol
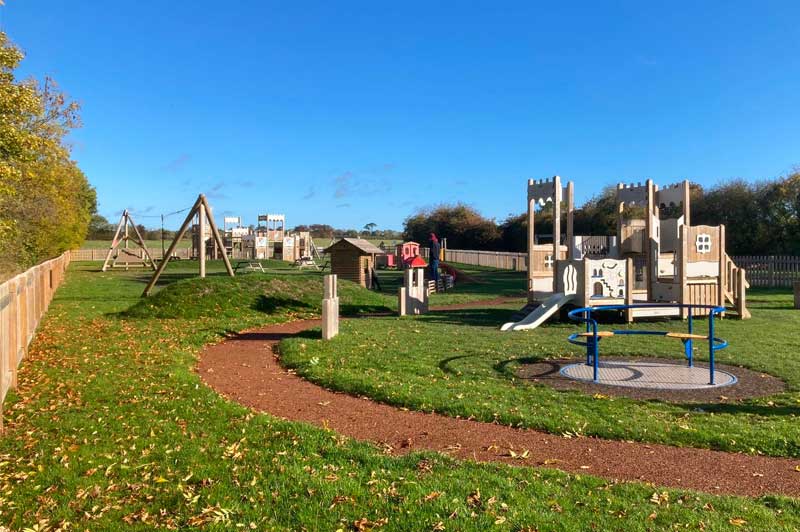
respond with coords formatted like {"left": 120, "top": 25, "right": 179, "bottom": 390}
{"left": 544, "top": 255, "right": 554, "bottom": 269}
{"left": 592, "top": 282, "right": 604, "bottom": 297}
{"left": 695, "top": 234, "right": 712, "bottom": 254}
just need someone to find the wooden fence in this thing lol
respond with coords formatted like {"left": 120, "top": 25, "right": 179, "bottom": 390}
{"left": 440, "top": 249, "right": 800, "bottom": 288}
{"left": 442, "top": 249, "right": 528, "bottom": 271}
{"left": 731, "top": 256, "right": 800, "bottom": 288}
{"left": 0, "top": 252, "right": 71, "bottom": 428}
{"left": 70, "top": 248, "right": 192, "bottom": 261}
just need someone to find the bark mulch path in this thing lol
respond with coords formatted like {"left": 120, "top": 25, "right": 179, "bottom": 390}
{"left": 197, "top": 319, "right": 800, "bottom": 498}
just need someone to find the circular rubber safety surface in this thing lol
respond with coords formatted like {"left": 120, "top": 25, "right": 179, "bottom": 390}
{"left": 560, "top": 360, "right": 736, "bottom": 390}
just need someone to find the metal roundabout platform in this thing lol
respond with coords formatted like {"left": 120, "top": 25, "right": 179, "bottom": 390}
{"left": 560, "top": 359, "right": 737, "bottom": 390}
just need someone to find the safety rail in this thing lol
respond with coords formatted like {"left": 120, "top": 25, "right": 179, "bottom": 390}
{"left": 566, "top": 303, "right": 728, "bottom": 385}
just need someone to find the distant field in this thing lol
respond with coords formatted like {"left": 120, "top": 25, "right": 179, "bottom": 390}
{"left": 81, "top": 239, "right": 192, "bottom": 249}
{"left": 82, "top": 238, "right": 398, "bottom": 251}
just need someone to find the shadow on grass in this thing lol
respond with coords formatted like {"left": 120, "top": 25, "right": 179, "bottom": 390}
{"left": 231, "top": 327, "right": 322, "bottom": 343}
{"left": 130, "top": 271, "right": 234, "bottom": 287}
{"left": 422, "top": 307, "right": 527, "bottom": 327}
{"left": 676, "top": 402, "right": 800, "bottom": 417}
{"left": 438, "top": 354, "right": 481, "bottom": 375}
{"left": 493, "top": 356, "right": 550, "bottom": 378}
{"left": 253, "top": 295, "right": 313, "bottom": 314}
{"left": 340, "top": 304, "right": 394, "bottom": 316}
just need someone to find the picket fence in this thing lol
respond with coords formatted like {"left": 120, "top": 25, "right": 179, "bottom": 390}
{"left": 0, "top": 252, "right": 71, "bottom": 428}
{"left": 730, "top": 256, "right": 800, "bottom": 288}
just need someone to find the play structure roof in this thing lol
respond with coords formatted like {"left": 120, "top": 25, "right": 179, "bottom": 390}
{"left": 327, "top": 238, "right": 385, "bottom": 255}
{"left": 407, "top": 255, "right": 428, "bottom": 268}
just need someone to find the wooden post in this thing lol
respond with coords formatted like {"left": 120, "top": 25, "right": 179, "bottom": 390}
{"left": 552, "top": 175, "right": 561, "bottom": 274}
{"left": 682, "top": 179, "right": 691, "bottom": 226}
{"left": 527, "top": 179, "right": 536, "bottom": 303}
{"left": 768, "top": 256, "right": 775, "bottom": 288}
{"left": 322, "top": 274, "right": 339, "bottom": 340}
{"left": 616, "top": 183, "right": 625, "bottom": 248}
{"left": 122, "top": 217, "right": 129, "bottom": 270}
{"left": 101, "top": 212, "right": 127, "bottom": 272}
{"left": 566, "top": 180, "right": 574, "bottom": 260}
{"left": 645, "top": 179, "right": 655, "bottom": 303}
{"left": 398, "top": 286, "right": 407, "bottom": 316}
{"left": 128, "top": 217, "right": 157, "bottom": 270}
{"left": 793, "top": 281, "right": 800, "bottom": 310}
{"left": 679, "top": 224, "right": 688, "bottom": 319}
{"left": 198, "top": 202, "right": 206, "bottom": 279}
{"left": 737, "top": 268, "right": 751, "bottom": 319}
{"left": 200, "top": 196, "right": 235, "bottom": 277}
{"left": 718, "top": 225, "right": 726, "bottom": 307}
{"left": 625, "top": 257, "right": 634, "bottom": 323}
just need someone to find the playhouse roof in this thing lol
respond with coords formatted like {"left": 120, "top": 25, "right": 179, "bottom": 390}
{"left": 407, "top": 255, "right": 428, "bottom": 268}
{"left": 327, "top": 238, "right": 385, "bottom": 255}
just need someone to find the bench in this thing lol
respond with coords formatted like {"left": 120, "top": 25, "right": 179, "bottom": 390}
{"left": 234, "top": 261, "right": 265, "bottom": 273}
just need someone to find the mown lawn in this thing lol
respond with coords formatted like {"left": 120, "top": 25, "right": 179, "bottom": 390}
{"left": 0, "top": 262, "right": 798, "bottom": 530}
{"left": 281, "top": 291, "right": 800, "bottom": 459}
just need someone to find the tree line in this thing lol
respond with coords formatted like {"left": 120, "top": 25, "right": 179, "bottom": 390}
{"left": 0, "top": 32, "right": 94, "bottom": 276}
{"left": 291, "top": 224, "right": 403, "bottom": 241}
{"left": 86, "top": 214, "right": 188, "bottom": 242}
{"left": 403, "top": 172, "right": 800, "bottom": 256}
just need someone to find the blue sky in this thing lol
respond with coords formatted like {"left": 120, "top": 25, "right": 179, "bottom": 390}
{"left": 4, "top": 1, "right": 800, "bottom": 230}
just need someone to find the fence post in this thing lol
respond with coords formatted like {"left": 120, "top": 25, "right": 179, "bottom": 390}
{"left": 768, "top": 256, "right": 775, "bottom": 288}
{"left": 322, "top": 274, "right": 339, "bottom": 340}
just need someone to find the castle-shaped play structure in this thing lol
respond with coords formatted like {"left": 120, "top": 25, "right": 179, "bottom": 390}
{"left": 502, "top": 176, "right": 750, "bottom": 331}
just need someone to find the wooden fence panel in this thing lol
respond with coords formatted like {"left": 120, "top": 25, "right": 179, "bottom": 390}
{"left": 438, "top": 249, "right": 800, "bottom": 289}
{"left": 732, "top": 256, "right": 800, "bottom": 288}
{"left": 70, "top": 248, "right": 191, "bottom": 261}
{"left": 0, "top": 252, "right": 71, "bottom": 429}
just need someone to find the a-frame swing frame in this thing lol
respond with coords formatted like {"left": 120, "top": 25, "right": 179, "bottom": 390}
{"left": 142, "top": 194, "right": 234, "bottom": 297}
{"left": 102, "top": 210, "right": 157, "bottom": 272}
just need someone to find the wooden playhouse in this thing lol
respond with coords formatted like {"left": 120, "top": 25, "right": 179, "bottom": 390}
{"left": 327, "top": 238, "right": 385, "bottom": 289}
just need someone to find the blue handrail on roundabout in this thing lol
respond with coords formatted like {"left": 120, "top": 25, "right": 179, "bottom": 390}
{"left": 566, "top": 303, "right": 729, "bottom": 385}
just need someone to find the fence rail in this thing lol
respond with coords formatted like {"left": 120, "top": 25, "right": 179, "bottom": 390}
{"left": 440, "top": 249, "right": 800, "bottom": 288}
{"left": 443, "top": 249, "right": 528, "bottom": 271}
{"left": 71, "top": 245, "right": 800, "bottom": 289}
{"left": 70, "top": 248, "right": 192, "bottom": 261}
{"left": 731, "top": 255, "right": 800, "bottom": 288}
{"left": 0, "top": 252, "right": 71, "bottom": 428}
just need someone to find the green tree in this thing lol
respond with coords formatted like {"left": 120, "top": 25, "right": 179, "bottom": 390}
{"left": 403, "top": 204, "right": 500, "bottom": 249}
{"left": 362, "top": 222, "right": 377, "bottom": 236}
{"left": 0, "top": 32, "right": 94, "bottom": 274}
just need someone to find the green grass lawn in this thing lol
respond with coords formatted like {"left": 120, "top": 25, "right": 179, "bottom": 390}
{"left": 1, "top": 263, "right": 798, "bottom": 530}
{"left": 281, "top": 291, "right": 800, "bottom": 459}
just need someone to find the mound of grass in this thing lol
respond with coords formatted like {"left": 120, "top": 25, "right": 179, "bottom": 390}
{"left": 124, "top": 273, "right": 395, "bottom": 319}
{"left": 281, "top": 291, "right": 800, "bottom": 458}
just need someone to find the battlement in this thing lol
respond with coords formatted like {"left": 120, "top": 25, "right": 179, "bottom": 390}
{"left": 528, "top": 176, "right": 567, "bottom": 205}
{"left": 616, "top": 180, "right": 651, "bottom": 206}
{"left": 655, "top": 180, "right": 689, "bottom": 207}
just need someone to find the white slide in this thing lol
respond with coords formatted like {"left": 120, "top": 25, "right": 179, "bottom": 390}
{"left": 501, "top": 293, "right": 575, "bottom": 331}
